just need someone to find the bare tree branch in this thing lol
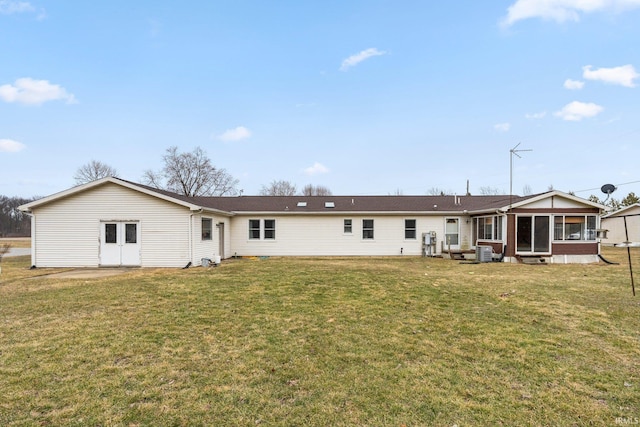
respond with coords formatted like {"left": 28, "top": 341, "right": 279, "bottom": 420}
{"left": 74, "top": 160, "right": 118, "bottom": 185}
{"left": 301, "top": 184, "right": 332, "bottom": 196}
{"left": 260, "top": 180, "right": 297, "bottom": 196}
{"left": 142, "top": 146, "right": 239, "bottom": 196}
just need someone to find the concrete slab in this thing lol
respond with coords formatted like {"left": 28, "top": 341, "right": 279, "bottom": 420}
{"left": 3, "top": 248, "right": 31, "bottom": 257}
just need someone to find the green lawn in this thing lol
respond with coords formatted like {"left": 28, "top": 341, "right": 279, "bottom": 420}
{"left": 1, "top": 250, "right": 639, "bottom": 426}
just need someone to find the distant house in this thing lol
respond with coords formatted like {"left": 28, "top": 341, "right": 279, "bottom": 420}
{"left": 600, "top": 203, "right": 640, "bottom": 246}
{"left": 19, "top": 177, "right": 606, "bottom": 267}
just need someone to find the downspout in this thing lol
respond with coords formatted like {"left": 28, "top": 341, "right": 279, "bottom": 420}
{"left": 31, "top": 212, "right": 36, "bottom": 267}
{"left": 188, "top": 209, "right": 203, "bottom": 267}
{"left": 189, "top": 213, "right": 194, "bottom": 266}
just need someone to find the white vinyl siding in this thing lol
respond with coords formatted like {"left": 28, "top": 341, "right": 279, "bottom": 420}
{"left": 191, "top": 215, "right": 228, "bottom": 264}
{"left": 31, "top": 182, "right": 191, "bottom": 267}
{"left": 229, "top": 215, "right": 452, "bottom": 256}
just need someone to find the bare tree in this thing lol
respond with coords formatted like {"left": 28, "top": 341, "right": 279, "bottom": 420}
{"left": 522, "top": 184, "right": 533, "bottom": 196}
{"left": 479, "top": 186, "right": 505, "bottom": 195}
{"left": 259, "top": 180, "right": 297, "bottom": 196}
{"left": 389, "top": 188, "right": 404, "bottom": 196}
{"left": 142, "top": 146, "right": 239, "bottom": 196}
{"left": 301, "top": 184, "right": 332, "bottom": 196}
{"left": 426, "top": 187, "right": 450, "bottom": 196}
{"left": 74, "top": 160, "right": 117, "bottom": 184}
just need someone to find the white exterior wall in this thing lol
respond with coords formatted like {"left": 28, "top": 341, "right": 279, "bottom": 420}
{"left": 601, "top": 208, "right": 640, "bottom": 246}
{"left": 523, "top": 197, "right": 588, "bottom": 209}
{"left": 229, "top": 214, "right": 466, "bottom": 257}
{"left": 191, "top": 214, "right": 232, "bottom": 262}
{"left": 31, "top": 183, "right": 192, "bottom": 267}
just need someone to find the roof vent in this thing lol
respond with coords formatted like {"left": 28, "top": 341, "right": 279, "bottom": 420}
{"left": 297, "top": 201, "right": 307, "bottom": 207}
{"left": 325, "top": 201, "right": 335, "bottom": 208}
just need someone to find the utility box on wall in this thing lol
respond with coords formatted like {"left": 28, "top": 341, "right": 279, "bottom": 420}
{"left": 422, "top": 231, "right": 437, "bottom": 257}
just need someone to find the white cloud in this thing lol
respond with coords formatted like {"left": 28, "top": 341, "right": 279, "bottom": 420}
{"left": 0, "top": 0, "right": 33, "bottom": 14}
{"left": 554, "top": 101, "right": 604, "bottom": 121}
{"left": 525, "top": 111, "right": 547, "bottom": 119}
{"left": 0, "top": 1, "right": 45, "bottom": 19}
{"left": 494, "top": 123, "right": 511, "bottom": 132}
{"left": 564, "top": 78, "right": 585, "bottom": 90}
{"left": 216, "top": 126, "right": 252, "bottom": 142}
{"left": 0, "top": 138, "right": 26, "bottom": 152}
{"left": 0, "top": 78, "right": 76, "bottom": 105}
{"left": 303, "top": 162, "right": 329, "bottom": 176}
{"left": 501, "top": 0, "right": 640, "bottom": 27}
{"left": 340, "top": 48, "right": 387, "bottom": 71}
{"left": 583, "top": 64, "right": 639, "bottom": 87}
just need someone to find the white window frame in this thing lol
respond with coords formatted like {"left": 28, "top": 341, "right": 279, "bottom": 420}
{"left": 248, "top": 219, "right": 276, "bottom": 240}
{"left": 264, "top": 219, "right": 276, "bottom": 240}
{"left": 404, "top": 219, "right": 417, "bottom": 240}
{"left": 249, "top": 219, "right": 261, "bottom": 240}
{"left": 553, "top": 215, "right": 597, "bottom": 241}
{"left": 202, "top": 217, "right": 213, "bottom": 241}
{"left": 475, "top": 215, "right": 503, "bottom": 241}
{"left": 362, "top": 219, "right": 374, "bottom": 240}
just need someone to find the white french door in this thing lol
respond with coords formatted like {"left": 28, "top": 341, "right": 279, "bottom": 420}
{"left": 100, "top": 221, "right": 141, "bottom": 266}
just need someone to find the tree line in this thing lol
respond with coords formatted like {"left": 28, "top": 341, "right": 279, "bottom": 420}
{"left": 0, "top": 195, "right": 36, "bottom": 237}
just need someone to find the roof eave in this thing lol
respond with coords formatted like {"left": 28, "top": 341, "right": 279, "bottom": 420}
{"left": 18, "top": 177, "right": 206, "bottom": 213}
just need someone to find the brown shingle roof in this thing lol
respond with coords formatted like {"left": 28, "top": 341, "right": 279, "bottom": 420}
{"left": 194, "top": 194, "right": 536, "bottom": 214}
{"left": 117, "top": 178, "right": 537, "bottom": 214}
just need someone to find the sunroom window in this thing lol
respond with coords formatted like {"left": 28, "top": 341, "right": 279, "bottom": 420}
{"left": 554, "top": 215, "right": 597, "bottom": 241}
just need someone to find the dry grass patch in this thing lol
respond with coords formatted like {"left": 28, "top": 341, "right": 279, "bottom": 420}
{"left": 1, "top": 250, "right": 639, "bottom": 426}
{"left": 0, "top": 237, "right": 30, "bottom": 248}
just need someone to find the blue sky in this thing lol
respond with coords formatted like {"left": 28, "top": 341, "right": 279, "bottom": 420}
{"left": 1, "top": 0, "right": 640, "bottom": 199}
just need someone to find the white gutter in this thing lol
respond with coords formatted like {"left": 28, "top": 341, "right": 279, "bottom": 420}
{"left": 188, "top": 208, "right": 203, "bottom": 265}
{"left": 30, "top": 213, "right": 36, "bottom": 267}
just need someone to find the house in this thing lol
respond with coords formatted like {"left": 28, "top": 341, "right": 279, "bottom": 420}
{"left": 600, "top": 203, "right": 640, "bottom": 246}
{"left": 18, "top": 177, "right": 606, "bottom": 267}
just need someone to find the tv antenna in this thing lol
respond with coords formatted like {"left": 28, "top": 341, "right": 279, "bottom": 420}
{"left": 510, "top": 143, "right": 533, "bottom": 208}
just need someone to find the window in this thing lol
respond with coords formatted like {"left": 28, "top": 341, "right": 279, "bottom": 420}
{"left": 478, "top": 217, "right": 492, "bottom": 240}
{"left": 264, "top": 219, "right": 276, "bottom": 240}
{"left": 249, "top": 219, "right": 276, "bottom": 240}
{"left": 445, "top": 218, "right": 459, "bottom": 245}
{"left": 249, "top": 219, "right": 260, "bottom": 239}
{"left": 495, "top": 216, "right": 503, "bottom": 240}
{"left": 202, "top": 218, "right": 212, "bottom": 240}
{"left": 105, "top": 223, "right": 117, "bottom": 244}
{"left": 554, "top": 215, "right": 597, "bottom": 241}
{"left": 125, "top": 223, "right": 137, "bottom": 244}
{"left": 344, "top": 219, "right": 352, "bottom": 234}
{"left": 363, "top": 219, "right": 374, "bottom": 239}
{"left": 405, "top": 219, "right": 416, "bottom": 239}
{"left": 476, "top": 216, "right": 503, "bottom": 240}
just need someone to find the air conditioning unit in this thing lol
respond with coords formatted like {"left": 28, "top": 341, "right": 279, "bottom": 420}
{"left": 476, "top": 246, "right": 493, "bottom": 263}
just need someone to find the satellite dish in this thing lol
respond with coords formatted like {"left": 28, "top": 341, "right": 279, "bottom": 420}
{"left": 601, "top": 184, "right": 617, "bottom": 195}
